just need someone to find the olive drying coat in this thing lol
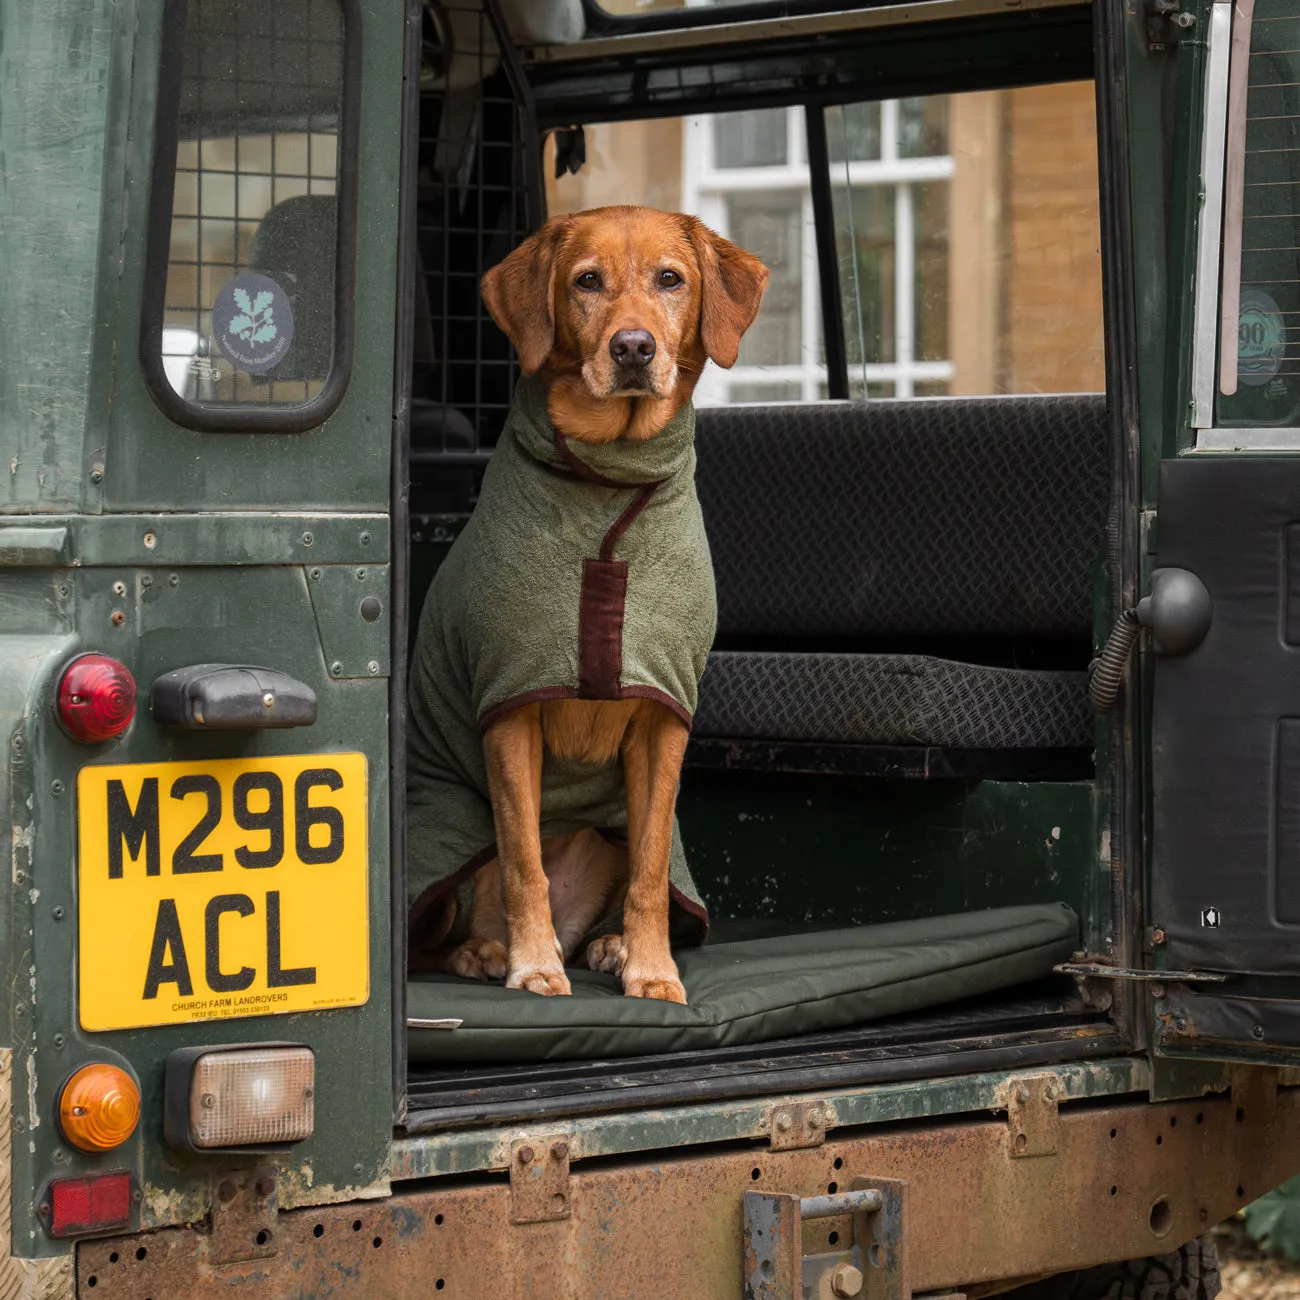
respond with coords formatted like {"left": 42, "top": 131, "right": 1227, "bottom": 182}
{"left": 406, "top": 377, "right": 715, "bottom": 957}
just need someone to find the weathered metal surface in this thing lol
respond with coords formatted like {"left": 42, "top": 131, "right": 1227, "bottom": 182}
{"left": 509, "top": 1137, "right": 571, "bottom": 1225}
{"left": 392, "top": 1058, "right": 1149, "bottom": 1180}
{"left": 1000, "top": 1074, "right": 1060, "bottom": 1158}
{"left": 0, "top": 1051, "right": 75, "bottom": 1298}
{"left": 767, "top": 1098, "right": 829, "bottom": 1151}
{"left": 0, "top": 514, "right": 389, "bottom": 568}
{"left": 852, "top": 1178, "right": 908, "bottom": 1300}
{"left": 744, "top": 1191, "right": 801, "bottom": 1299}
{"left": 77, "top": 1088, "right": 1300, "bottom": 1298}
{"left": 209, "top": 1169, "right": 279, "bottom": 1266}
{"left": 0, "top": 0, "right": 120, "bottom": 514}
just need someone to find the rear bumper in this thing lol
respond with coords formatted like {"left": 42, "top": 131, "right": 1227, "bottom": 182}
{"left": 76, "top": 1078, "right": 1300, "bottom": 1298}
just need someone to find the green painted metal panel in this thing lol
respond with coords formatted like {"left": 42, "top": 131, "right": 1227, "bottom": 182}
{"left": 391, "top": 1057, "right": 1151, "bottom": 1180}
{"left": 0, "top": 0, "right": 125, "bottom": 514}
{"left": 678, "top": 774, "right": 1096, "bottom": 930}
{"left": 0, "top": 0, "right": 406, "bottom": 1262}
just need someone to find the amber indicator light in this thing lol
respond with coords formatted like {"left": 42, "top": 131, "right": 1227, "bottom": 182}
{"left": 58, "top": 1063, "right": 141, "bottom": 1153}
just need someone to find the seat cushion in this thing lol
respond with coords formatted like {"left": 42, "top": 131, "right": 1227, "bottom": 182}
{"left": 406, "top": 902, "right": 1079, "bottom": 1063}
{"left": 695, "top": 395, "right": 1110, "bottom": 639}
{"left": 694, "top": 650, "right": 1092, "bottom": 749}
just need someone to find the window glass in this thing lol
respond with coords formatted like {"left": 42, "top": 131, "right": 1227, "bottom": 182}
{"left": 1217, "top": 0, "right": 1300, "bottom": 426}
{"left": 147, "top": 0, "right": 348, "bottom": 414}
{"left": 713, "top": 110, "right": 788, "bottom": 169}
{"left": 544, "top": 80, "right": 1103, "bottom": 405}
{"left": 826, "top": 83, "right": 1103, "bottom": 398}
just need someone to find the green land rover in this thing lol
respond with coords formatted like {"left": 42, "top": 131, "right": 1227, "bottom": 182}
{"left": 3, "top": 0, "right": 1299, "bottom": 1295}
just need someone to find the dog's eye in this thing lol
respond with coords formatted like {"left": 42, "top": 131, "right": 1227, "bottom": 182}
{"left": 575, "top": 271, "right": 602, "bottom": 292}
{"left": 658, "top": 269, "right": 683, "bottom": 289}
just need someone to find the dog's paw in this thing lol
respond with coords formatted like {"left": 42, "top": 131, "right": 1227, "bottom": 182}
{"left": 623, "top": 973, "right": 687, "bottom": 1004}
{"left": 585, "top": 934, "right": 627, "bottom": 976}
{"left": 447, "top": 939, "right": 507, "bottom": 981}
{"left": 507, "top": 964, "right": 572, "bottom": 997}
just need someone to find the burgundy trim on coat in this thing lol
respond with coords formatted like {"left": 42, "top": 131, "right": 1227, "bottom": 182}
{"left": 578, "top": 558, "right": 629, "bottom": 697}
{"left": 669, "top": 883, "right": 711, "bottom": 941}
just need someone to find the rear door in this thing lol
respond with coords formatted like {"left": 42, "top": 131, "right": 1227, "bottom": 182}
{"left": 6, "top": 0, "right": 409, "bottom": 1241}
{"left": 1149, "top": 0, "right": 1300, "bottom": 1060}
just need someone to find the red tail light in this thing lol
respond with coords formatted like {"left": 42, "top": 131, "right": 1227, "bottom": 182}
{"left": 56, "top": 655, "right": 136, "bottom": 743}
{"left": 45, "top": 1171, "right": 134, "bottom": 1238}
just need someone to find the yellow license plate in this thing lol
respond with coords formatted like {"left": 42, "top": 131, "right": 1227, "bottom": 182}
{"left": 77, "top": 753, "right": 369, "bottom": 1032}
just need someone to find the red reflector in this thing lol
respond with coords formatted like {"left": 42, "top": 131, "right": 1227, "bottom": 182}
{"left": 47, "top": 1171, "right": 134, "bottom": 1238}
{"left": 56, "top": 654, "right": 136, "bottom": 743}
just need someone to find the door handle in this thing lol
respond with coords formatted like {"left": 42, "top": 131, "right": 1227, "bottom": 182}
{"left": 1137, "top": 567, "right": 1213, "bottom": 656}
{"left": 151, "top": 664, "right": 317, "bottom": 729}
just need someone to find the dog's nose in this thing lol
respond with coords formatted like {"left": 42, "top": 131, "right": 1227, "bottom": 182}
{"left": 609, "top": 329, "right": 656, "bottom": 367}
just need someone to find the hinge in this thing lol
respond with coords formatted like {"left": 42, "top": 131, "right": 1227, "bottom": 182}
{"left": 764, "top": 1098, "right": 830, "bottom": 1150}
{"left": 209, "top": 1167, "right": 278, "bottom": 1265}
{"left": 1001, "top": 1074, "right": 1061, "bottom": 1159}
{"left": 509, "top": 1135, "right": 571, "bottom": 1224}
{"left": 1055, "top": 962, "right": 1227, "bottom": 984}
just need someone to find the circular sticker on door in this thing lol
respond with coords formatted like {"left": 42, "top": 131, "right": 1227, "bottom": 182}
{"left": 211, "top": 272, "right": 295, "bottom": 374}
{"left": 1237, "top": 288, "right": 1286, "bottom": 388}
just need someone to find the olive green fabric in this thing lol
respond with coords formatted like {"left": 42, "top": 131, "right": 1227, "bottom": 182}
{"left": 406, "top": 376, "right": 715, "bottom": 950}
{"left": 407, "top": 902, "right": 1079, "bottom": 1062}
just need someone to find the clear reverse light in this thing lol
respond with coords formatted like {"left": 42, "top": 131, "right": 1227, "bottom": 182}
{"left": 188, "top": 1046, "right": 315, "bottom": 1148}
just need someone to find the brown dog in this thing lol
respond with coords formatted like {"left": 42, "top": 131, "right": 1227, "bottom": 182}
{"left": 434, "top": 206, "right": 768, "bottom": 1001}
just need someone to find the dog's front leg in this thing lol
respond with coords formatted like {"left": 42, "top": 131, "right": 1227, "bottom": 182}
{"left": 618, "top": 704, "right": 689, "bottom": 1003}
{"left": 483, "top": 706, "right": 571, "bottom": 996}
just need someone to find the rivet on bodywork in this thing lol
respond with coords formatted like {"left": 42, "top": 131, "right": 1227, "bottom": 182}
{"left": 143, "top": 532, "right": 157, "bottom": 549}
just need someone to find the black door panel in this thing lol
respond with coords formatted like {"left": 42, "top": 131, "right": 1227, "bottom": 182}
{"left": 1152, "top": 456, "right": 1300, "bottom": 1055}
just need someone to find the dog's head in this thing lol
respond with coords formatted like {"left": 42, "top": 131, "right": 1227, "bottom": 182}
{"left": 481, "top": 206, "right": 769, "bottom": 417}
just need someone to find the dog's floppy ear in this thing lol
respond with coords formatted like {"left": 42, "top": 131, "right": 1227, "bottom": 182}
{"left": 685, "top": 218, "right": 770, "bottom": 369}
{"left": 481, "top": 218, "right": 569, "bottom": 374}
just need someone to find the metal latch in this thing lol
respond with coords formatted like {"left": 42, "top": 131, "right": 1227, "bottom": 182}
{"left": 210, "top": 1167, "right": 278, "bottom": 1265}
{"left": 509, "top": 1135, "right": 571, "bottom": 1225}
{"left": 1001, "top": 1074, "right": 1061, "bottom": 1159}
{"left": 744, "top": 1176, "right": 907, "bottom": 1300}
{"left": 765, "top": 1098, "right": 830, "bottom": 1150}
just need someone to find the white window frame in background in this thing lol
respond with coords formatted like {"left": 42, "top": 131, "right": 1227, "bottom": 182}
{"left": 682, "top": 102, "right": 955, "bottom": 405}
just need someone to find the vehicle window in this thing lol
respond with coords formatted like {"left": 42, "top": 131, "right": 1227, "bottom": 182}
{"left": 546, "top": 82, "right": 1104, "bottom": 404}
{"left": 141, "top": 0, "right": 357, "bottom": 429}
{"left": 1216, "top": 0, "right": 1300, "bottom": 426}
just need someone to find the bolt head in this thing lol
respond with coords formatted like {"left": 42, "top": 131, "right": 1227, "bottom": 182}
{"left": 143, "top": 531, "right": 157, "bottom": 549}
{"left": 831, "top": 1263, "right": 864, "bottom": 1297}
{"left": 775, "top": 1111, "right": 793, "bottom": 1132}
{"left": 807, "top": 1108, "right": 824, "bottom": 1127}
{"left": 218, "top": 1179, "right": 237, "bottom": 1203}
{"left": 1016, "top": 1086, "right": 1030, "bottom": 1104}
{"left": 256, "top": 1176, "right": 276, "bottom": 1197}
{"left": 517, "top": 1145, "right": 535, "bottom": 1165}
{"left": 262, "top": 692, "right": 275, "bottom": 708}
{"left": 551, "top": 1141, "right": 568, "bottom": 1161}
{"left": 111, "top": 610, "right": 125, "bottom": 627}
{"left": 201, "top": 1092, "right": 216, "bottom": 1109}
{"left": 1152, "top": 927, "right": 1167, "bottom": 946}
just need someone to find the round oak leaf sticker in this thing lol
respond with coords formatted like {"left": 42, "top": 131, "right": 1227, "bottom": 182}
{"left": 212, "top": 272, "right": 295, "bottom": 374}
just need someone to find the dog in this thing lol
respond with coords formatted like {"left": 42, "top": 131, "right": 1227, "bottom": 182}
{"left": 406, "top": 206, "right": 768, "bottom": 1003}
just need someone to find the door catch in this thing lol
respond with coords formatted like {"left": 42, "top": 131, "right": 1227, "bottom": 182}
{"left": 1137, "top": 567, "right": 1212, "bottom": 656}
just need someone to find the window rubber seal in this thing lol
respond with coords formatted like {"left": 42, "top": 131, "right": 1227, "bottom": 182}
{"left": 137, "top": 0, "right": 363, "bottom": 434}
